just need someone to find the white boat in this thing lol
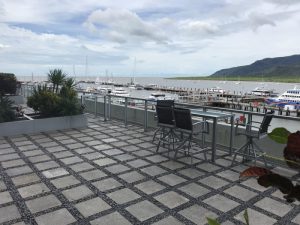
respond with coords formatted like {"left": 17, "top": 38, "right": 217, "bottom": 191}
{"left": 97, "top": 86, "right": 112, "bottom": 94}
{"left": 147, "top": 93, "right": 178, "bottom": 102}
{"left": 95, "top": 77, "right": 100, "bottom": 85}
{"left": 85, "top": 86, "right": 95, "bottom": 93}
{"left": 111, "top": 88, "right": 130, "bottom": 97}
{"left": 266, "top": 87, "right": 300, "bottom": 110}
{"left": 208, "top": 86, "right": 226, "bottom": 94}
{"left": 147, "top": 93, "right": 165, "bottom": 101}
{"left": 251, "top": 87, "right": 277, "bottom": 97}
{"left": 128, "top": 83, "right": 143, "bottom": 90}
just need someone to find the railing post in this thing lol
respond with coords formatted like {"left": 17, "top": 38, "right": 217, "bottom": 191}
{"left": 103, "top": 95, "right": 107, "bottom": 121}
{"left": 247, "top": 112, "right": 252, "bottom": 125}
{"left": 94, "top": 95, "right": 97, "bottom": 118}
{"left": 124, "top": 97, "right": 128, "bottom": 127}
{"left": 144, "top": 100, "right": 148, "bottom": 131}
{"left": 108, "top": 95, "right": 111, "bottom": 120}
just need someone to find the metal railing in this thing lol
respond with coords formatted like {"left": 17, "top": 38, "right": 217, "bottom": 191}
{"left": 21, "top": 84, "right": 300, "bottom": 167}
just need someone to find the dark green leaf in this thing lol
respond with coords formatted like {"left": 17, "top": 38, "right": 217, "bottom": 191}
{"left": 243, "top": 209, "right": 249, "bottom": 225}
{"left": 268, "top": 127, "right": 291, "bottom": 144}
{"left": 206, "top": 217, "right": 221, "bottom": 225}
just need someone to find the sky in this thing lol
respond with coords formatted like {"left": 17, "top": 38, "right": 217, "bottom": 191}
{"left": 1, "top": 0, "right": 300, "bottom": 77}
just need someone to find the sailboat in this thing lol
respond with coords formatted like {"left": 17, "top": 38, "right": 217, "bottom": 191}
{"left": 235, "top": 76, "right": 241, "bottom": 85}
{"left": 128, "top": 57, "right": 143, "bottom": 90}
{"left": 260, "top": 73, "right": 265, "bottom": 85}
{"left": 95, "top": 77, "right": 100, "bottom": 85}
{"left": 219, "top": 74, "right": 227, "bottom": 84}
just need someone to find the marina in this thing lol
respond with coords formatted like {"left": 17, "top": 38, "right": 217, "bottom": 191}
{"left": 19, "top": 76, "right": 300, "bottom": 119}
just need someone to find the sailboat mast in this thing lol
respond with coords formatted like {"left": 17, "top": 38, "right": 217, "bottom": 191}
{"left": 85, "top": 56, "right": 88, "bottom": 77}
{"left": 73, "top": 65, "right": 76, "bottom": 79}
{"left": 132, "top": 57, "right": 136, "bottom": 84}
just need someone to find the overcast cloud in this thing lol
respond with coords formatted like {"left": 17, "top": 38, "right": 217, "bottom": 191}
{"left": 0, "top": 0, "right": 300, "bottom": 76}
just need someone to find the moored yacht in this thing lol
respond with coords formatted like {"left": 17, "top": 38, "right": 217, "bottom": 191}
{"left": 97, "top": 86, "right": 112, "bottom": 94}
{"left": 251, "top": 87, "right": 277, "bottom": 97}
{"left": 208, "top": 86, "right": 226, "bottom": 94}
{"left": 111, "top": 88, "right": 130, "bottom": 97}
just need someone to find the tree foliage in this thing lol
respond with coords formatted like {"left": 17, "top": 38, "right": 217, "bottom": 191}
{"left": 0, "top": 73, "right": 17, "bottom": 95}
{"left": 0, "top": 96, "right": 16, "bottom": 122}
{"left": 47, "top": 69, "right": 67, "bottom": 93}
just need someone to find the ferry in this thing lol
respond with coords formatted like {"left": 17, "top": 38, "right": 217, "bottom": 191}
{"left": 265, "top": 87, "right": 300, "bottom": 110}
{"left": 251, "top": 87, "right": 278, "bottom": 97}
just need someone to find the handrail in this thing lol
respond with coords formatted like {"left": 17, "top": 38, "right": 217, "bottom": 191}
{"left": 82, "top": 92, "right": 300, "bottom": 121}
{"left": 22, "top": 84, "right": 300, "bottom": 122}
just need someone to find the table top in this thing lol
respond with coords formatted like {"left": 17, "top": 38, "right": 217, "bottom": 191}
{"left": 190, "top": 109, "right": 234, "bottom": 119}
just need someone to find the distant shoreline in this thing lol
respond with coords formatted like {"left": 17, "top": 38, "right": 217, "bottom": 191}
{"left": 167, "top": 76, "right": 300, "bottom": 83}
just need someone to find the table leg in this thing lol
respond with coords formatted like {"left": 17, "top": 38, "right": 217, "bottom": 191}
{"left": 211, "top": 118, "right": 217, "bottom": 162}
{"left": 229, "top": 115, "right": 234, "bottom": 155}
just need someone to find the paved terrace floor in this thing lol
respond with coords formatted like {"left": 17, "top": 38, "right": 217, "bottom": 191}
{"left": 0, "top": 115, "right": 299, "bottom": 225}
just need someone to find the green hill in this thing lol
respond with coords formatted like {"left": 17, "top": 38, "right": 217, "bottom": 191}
{"left": 211, "top": 54, "right": 300, "bottom": 78}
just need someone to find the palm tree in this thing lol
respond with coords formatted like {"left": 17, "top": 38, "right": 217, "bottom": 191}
{"left": 63, "top": 77, "right": 76, "bottom": 89}
{"left": 60, "top": 77, "right": 77, "bottom": 98}
{"left": 47, "top": 69, "right": 67, "bottom": 93}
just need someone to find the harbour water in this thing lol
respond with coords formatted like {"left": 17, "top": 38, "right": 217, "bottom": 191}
{"left": 18, "top": 76, "right": 300, "bottom": 95}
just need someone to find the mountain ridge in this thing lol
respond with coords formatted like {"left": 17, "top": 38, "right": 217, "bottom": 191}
{"left": 210, "top": 54, "right": 300, "bottom": 77}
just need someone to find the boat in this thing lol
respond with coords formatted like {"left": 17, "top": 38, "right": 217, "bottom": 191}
{"left": 95, "top": 77, "right": 101, "bottom": 85}
{"left": 147, "top": 93, "right": 178, "bottom": 102}
{"left": 144, "top": 84, "right": 157, "bottom": 90}
{"left": 251, "top": 87, "right": 278, "bottom": 97}
{"left": 111, "top": 88, "right": 130, "bottom": 97}
{"left": 265, "top": 87, "right": 300, "bottom": 110}
{"left": 147, "top": 93, "right": 166, "bottom": 101}
{"left": 97, "top": 86, "right": 112, "bottom": 94}
{"left": 85, "top": 86, "right": 95, "bottom": 93}
{"left": 128, "top": 83, "right": 143, "bottom": 90}
{"left": 208, "top": 87, "right": 226, "bottom": 94}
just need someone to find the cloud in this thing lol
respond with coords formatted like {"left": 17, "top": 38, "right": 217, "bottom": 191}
{"left": 0, "top": 43, "right": 10, "bottom": 49}
{"left": 84, "top": 8, "right": 169, "bottom": 44}
{"left": 266, "top": 0, "right": 300, "bottom": 5}
{"left": 1, "top": 0, "right": 300, "bottom": 76}
{"left": 248, "top": 13, "right": 276, "bottom": 31}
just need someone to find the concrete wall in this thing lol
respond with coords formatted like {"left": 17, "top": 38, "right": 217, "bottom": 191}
{"left": 0, "top": 114, "right": 87, "bottom": 137}
{"left": 83, "top": 99, "right": 157, "bottom": 127}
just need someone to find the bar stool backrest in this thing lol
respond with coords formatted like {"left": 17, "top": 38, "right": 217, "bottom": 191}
{"left": 173, "top": 107, "right": 193, "bottom": 132}
{"left": 156, "top": 105, "right": 174, "bottom": 126}
{"left": 260, "top": 112, "right": 274, "bottom": 134}
{"left": 156, "top": 100, "right": 174, "bottom": 107}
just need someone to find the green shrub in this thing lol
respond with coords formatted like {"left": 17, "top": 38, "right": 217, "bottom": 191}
{"left": 27, "top": 75, "right": 83, "bottom": 117}
{"left": 0, "top": 73, "right": 17, "bottom": 95}
{"left": 27, "top": 69, "right": 82, "bottom": 117}
{"left": 0, "top": 96, "right": 16, "bottom": 122}
{"left": 27, "top": 85, "right": 60, "bottom": 117}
